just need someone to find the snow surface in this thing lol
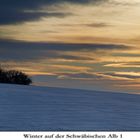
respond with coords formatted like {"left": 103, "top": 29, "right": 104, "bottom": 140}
{"left": 0, "top": 84, "right": 140, "bottom": 131}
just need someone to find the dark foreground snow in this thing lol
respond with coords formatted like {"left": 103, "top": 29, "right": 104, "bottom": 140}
{"left": 0, "top": 84, "right": 140, "bottom": 131}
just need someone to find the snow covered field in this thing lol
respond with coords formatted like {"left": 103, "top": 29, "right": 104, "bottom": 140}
{"left": 0, "top": 84, "right": 140, "bottom": 131}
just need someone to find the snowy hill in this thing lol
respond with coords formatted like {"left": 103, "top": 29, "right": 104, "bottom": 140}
{"left": 0, "top": 84, "right": 140, "bottom": 131}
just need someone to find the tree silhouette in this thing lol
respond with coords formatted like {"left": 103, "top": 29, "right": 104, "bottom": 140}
{"left": 0, "top": 68, "right": 32, "bottom": 85}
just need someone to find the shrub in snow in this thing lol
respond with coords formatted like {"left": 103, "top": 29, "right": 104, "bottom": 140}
{"left": 0, "top": 68, "right": 32, "bottom": 85}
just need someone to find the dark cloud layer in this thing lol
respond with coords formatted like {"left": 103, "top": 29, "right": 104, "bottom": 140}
{"left": 84, "top": 23, "right": 110, "bottom": 28}
{"left": 59, "top": 22, "right": 110, "bottom": 28}
{"left": 0, "top": 39, "right": 129, "bottom": 61}
{"left": 58, "top": 72, "right": 103, "bottom": 80}
{"left": 0, "top": 11, "right": 72, "bottom": 25}
{"left": 0, "top": 0, "right": 104, "bottom": 25}
{"left": 113, "top": 53, "right": 140, "bottom": 57}
{"left": 103, "top": 72, "right": 140, "bottom": 79}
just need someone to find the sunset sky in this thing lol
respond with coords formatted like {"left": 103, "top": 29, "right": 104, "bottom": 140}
{"left": 0, "top": 0, "right": 140, "bottom": 93}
